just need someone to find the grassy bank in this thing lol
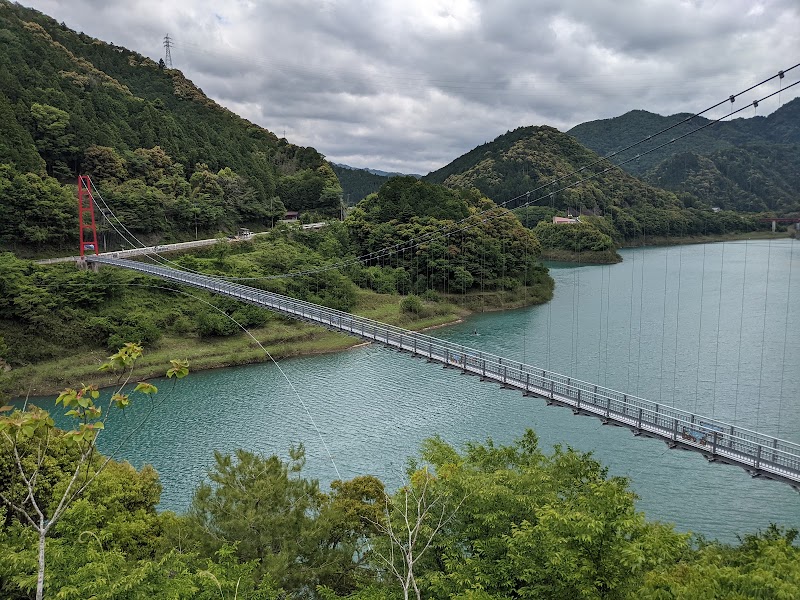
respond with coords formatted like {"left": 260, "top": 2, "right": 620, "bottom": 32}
{"left": 621, "top": 230, "right": 791, "bottom": 248}
{"left": 539, "top": 248, "right": 622, "bottom": 264}
{"left": 539, "top": 231, "right": 793, "bottom": 265}
{"left": 7, "top": 285, "right": 551, "bottom": 398}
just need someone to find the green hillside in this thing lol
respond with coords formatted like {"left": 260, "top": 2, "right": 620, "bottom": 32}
{"left": 648, "top": 144, "right": 800, "bottom": 213}
{"left": 331, "top": 164, "right": 389, "bottom": 205}
{"left": 423, "top": 125, "right": 762, "bottom": 255}
{"left": 425, "top": 125, "right": 677, "bottom": 211}
{"left": 0, "top": 0, "right": 341, "bottom": 253}
{"left": 568, "top": 99, "right": 800, "bottom": 213}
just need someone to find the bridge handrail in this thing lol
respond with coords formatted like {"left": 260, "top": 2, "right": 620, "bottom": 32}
{"left": 89, "top": 256, "right": 800, "bottom": 476}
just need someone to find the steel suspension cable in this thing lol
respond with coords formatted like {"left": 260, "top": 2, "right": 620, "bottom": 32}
{"left": 97, "top": 76, "right": 800, "bottom": 290}
{"left": 776, "top": 239, "right": 794, "bottom": 438}
{"left": 627, "top": 250, "right": 636, "bottom": 390}
{"left": 635, "top": 226, "right": 646, "bottom": 397}
{"left": 693, "top": 238, "right": 708, "bottom": 413}
{"left": 733, "top": 241, "right": 749, "bottom": 425}
{"left": 711, "top": 241, "right": 726, "bottom": 420}
{"left": 658, "top": 245, "right": 669, "bottom": 403}
{"left": 756, "top": 238, "right": 773, "bottom": 430}
{"left": 671, "top": 228, "right": 685, "bottom": 407}
{"left": 82, "top": 72, "right": 800, "bottom": 292}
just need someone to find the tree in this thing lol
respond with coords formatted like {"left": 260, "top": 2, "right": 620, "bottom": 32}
{"left": 639, "top": 525, "right": 800, "bottom": 599}
{"left": 370, "top": 467, "right": 466, "bottom": 600}
{"left": 186, "top": 446, "right": 384, "bottom": 595}
{"left": 408, "top": 432, "right": 690, "bottom": 600}
{"left": 0, "top": 343, "right": 188, "bottom": 600}
{"left": 29, "top": 103, "right": 76, "bottom": 178}
{"left": 83, "top": 145, "right": 127, "bottom": 184}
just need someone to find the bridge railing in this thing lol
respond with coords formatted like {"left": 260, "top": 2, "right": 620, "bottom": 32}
{"left": 89, "top": 256, "right": 800, "bottom": 484}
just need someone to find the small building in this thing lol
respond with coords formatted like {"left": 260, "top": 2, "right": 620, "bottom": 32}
{"left": 284, "top": 211, "right": 300, "bottom": 221}
{"left": 553, "top": 216, "right": 579, "bottom": 224}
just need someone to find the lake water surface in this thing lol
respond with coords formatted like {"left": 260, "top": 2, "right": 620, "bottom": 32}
{"left": 47, "top": 239, "right": 800, "bottom": 542}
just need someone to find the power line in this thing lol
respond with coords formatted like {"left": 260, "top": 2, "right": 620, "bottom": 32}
{"left": 87, "top": 69, "right": 800, "bottom": 288}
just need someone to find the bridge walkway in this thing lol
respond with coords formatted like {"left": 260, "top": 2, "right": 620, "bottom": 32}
{"left": 88, "top": 256, "right": 800, "bottom": 489}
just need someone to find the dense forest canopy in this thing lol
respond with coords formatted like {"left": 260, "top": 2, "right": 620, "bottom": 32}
{"left": 0, "top": 178, "right": 552, "bottom": 371}
{"left": 568, "top": 99, "right": 800, "bottom": 214}
{"left": 345, "top": 177, "right": 551, "bottom": 297}
{"left": 0, "top": 0, "right": 342, "bottom": 253}
{"left": 423, "top": 125, "right": 766, "bottom": 257}
{"left": 424, "top": 124, "right": 679, "bottom": 215}
{"left": 331, "top": 164, "right": 391, "bottom": 205}
{"left": 2, "top": 406, "right": 798, "bottom": 599}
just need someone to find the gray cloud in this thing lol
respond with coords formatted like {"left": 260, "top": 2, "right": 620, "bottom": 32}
{"left": 22, "top": 0, "right": 800, "bottom": 173}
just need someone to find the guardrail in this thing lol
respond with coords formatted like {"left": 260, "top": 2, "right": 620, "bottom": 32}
{"left": 89, "top": 256, "right": 800, "bottom": 488}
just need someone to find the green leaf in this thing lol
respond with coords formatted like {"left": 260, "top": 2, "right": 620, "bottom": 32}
{"left": 134, "top": 381, "right": 158, "bottom": 395}
{"left": 166, "top": 359, "right": 190, "bottom": 379}
{"left": 112, "top": 392, "right": 130, "bottom": 409}
{"left": 56, "top": 388, "right": 78, "bottom": 407}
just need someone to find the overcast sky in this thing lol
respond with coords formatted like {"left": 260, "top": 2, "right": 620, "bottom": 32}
{"left": 22, "top": 0, "right": 800, "bottom": 174}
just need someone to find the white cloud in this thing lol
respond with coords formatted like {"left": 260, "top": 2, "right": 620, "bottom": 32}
{"left": 20, "top": 0, "right": 800, "bottom": 173}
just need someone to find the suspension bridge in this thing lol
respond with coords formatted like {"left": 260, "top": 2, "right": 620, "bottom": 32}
{"left": 68, "top": 67, "right": 800, "bottom": 491}
{"left": 86, "top": 254, "right": 800, "bottom": 489}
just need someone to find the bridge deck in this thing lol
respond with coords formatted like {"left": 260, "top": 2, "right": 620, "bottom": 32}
{"left": 88, "top": 256, "right": 800, "bottom": 489}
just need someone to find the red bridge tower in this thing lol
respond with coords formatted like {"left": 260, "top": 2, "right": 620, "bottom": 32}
{"left": 77, "top": 175, "right": 99, "bottom": 259}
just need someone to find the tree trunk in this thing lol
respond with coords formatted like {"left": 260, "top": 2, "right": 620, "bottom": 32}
{"left": 37, "top": 527, "right": 46, "bottom": 600}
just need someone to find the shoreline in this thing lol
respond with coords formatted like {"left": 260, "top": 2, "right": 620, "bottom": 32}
{"left": 620, "top": 230, "right": 789, "bottom": 248}
{"left": 8, "top": 288, "right": 546, "bottom": 398}
{"left": 12, "top": 231, "right": 783, "bottom": 397}
{"left": 541, "top": 231, "right": 792, "bottom": 265}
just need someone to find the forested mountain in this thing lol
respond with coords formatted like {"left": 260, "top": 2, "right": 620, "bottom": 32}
{"left": 331, "top": 164, "right": 390, "bottom": 205}
{"left": 647, "top": 144, "right": 800, "bottom": 213}
{"left": 423, "top": 125, "right": 761, "bottom": 249}
{"left": 0, "top": 0, "right": 342, "bottom": 252}
{"left": 568, "top": 99, "right": 800, "bottom": 213}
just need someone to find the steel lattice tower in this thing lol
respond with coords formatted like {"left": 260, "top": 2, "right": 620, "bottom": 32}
{"left": 163, "top": 34, "right": 173, "bottom": 68}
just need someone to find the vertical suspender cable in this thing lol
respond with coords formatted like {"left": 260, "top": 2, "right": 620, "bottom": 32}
{"left": 756, "top": 238, "right": 773, "bottom": 430}
{"left": 711, "top": 241, "right": 726, "bottom": 419}
{"left": 597, "top": 263, "right": 605, "bottom": 383}
{"left": 693, "top": 238, "right": 708, "bottom": 413}
{"left": 627, "top": 249, "right": 636, "bottom": 390}
{"left": 671, "top": 240, "right": 683, "bottom": 408}
{"left": 777, "top": 238, "right": 794, "bottom": 438}
{"left": 523, "top": 208, "right": 530, "bottom": 365}
{"left": 604, "top": 261, "right": 611, "bottom": 386}
{"left": 576, "top": 212, "right": 581, "bottom": 377}
{"left": 733, "top": 241, "right": 749, "bottom": 425}
{"left": 635, "top": 226, "right": 646, "bottom": 396}
{"left": 658, "top": 246, "right": 669, "bottom": 402}
{"left": 576, "top": 213, "right": 582, "bottom": 379}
